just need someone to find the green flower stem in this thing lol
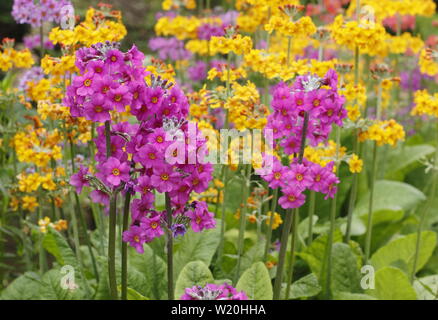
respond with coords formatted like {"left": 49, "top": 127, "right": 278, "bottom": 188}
{"left": 108, "top": 191, "right": 118, "bottom": 300}
{"left": 105, "top": 121, "right": 118, "bottom": 299}
{"left": 364, "top": 79, "right": 382, "bottom": 263}
{"left": 217, "top": 165, "right": 229, "bottom": 266}
{"left": 322, "top": 124, "right": 341, "bottom": 299}
{"left": 345, "top": 128, "right": 359, "bottom": 243}
{"left": 264, "top": 188, "right": 279, "bottom": 261}
{"left": 234, "top": 164, "right": 252, "bottom": 284}
{"left": 273, "top": 209, "right": 293, "bottom": 300}
{"left": 165, "top": 192, "right": 174, "bottom": 300}
{"left": 286, "top": 36, "right": 292, "bottom": 67}
{"left": 411, "top": 121, "right": 438, "bottom": 283}
{"left": 307, "top": 191, "right": 316, "bottom": 246}
{"left": 285, "top": 208, "right": 300, "bottom": 300}
{"left": 69, "top": 137, "right": 99, "bottom": 281}
{"left": 273, "top": 112, "right": 309, "bottom": 300}
{"left": 121, "top": 191, "right": 132, "bottom": 300}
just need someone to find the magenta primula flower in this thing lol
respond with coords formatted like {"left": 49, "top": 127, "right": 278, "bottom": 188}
{"left": 186, "top": 201, "right": 216, "bottom": 232}
{"left": 108, "top": 85, "right": 132, "bottom": 112}
{"left": 150, "top": 164, "right": 179, "bottom": 193}
{"left": 69, "top": 165, "right": 90, "bottom": 193}
{"left": 83, "top": 94, "right": 112, "bottom": 122}
{"left": 278, "top": 187, "right": 306, "bottom": 209}
{"left": 286, "top": 163, "right": 313, "bottom": 191}
{"left": 101, "top": 157, "right": 130, "bottom": 186}
{"left": 140, "top": 215, "right": 164, "bottom": 239}
{"left": 73, "top": 73, "right": 95, "bottom": 96}
{"left": 122, "top": 226, "right": 147, "bottom": 254}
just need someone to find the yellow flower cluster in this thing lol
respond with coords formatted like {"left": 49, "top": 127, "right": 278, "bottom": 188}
{"left": 22, "top": 196, "right": 39, "bottom": 212}
{"left": 348, "top": 154, "right": 363, "bottom": 173}
{"left": 387, "top": 33, "right": 424, "bottom": 55}
{"left": 236, "top": 3, "right": 269, "bottom": 33}
{"left": 162, "top": 0, "right": 196, "bottom": 11}
{"left": 419, "top": 48, "right": 438, "bottom": 77}
{"left": 207, "top": 66, "right": 247, "bottom": 82}
{"left": 304, "top": 140, "right": 347, "bottom": 167}
{"left": 347, "top": 0, "right": 436, "bottom": 21}
{"left": 0, "top": 39, "right": 34, "bottom": 71}
{"left": 346, "top": 104, "right": 361, "bottom": 122}
{"left": 330, "top": 15, "right": 386, "bottom": 55}
{"left": 359, "top": 119, "right": 405, "bottom": 146}
{"left": 155, "top": 15, "right": 201, "bottom": 40}
{"left": 209, "top": 34, "right": 253, "bottom": 56}
{"left": 411, "top": 90, "right": 438, "bottom": 118}
{"left": 41, "top": 55, "right": 77, "bottom": 79}
{"left": 38, "top": 216, "right": 68, "bottom": 233}
{"left": 192, "top": 187, "right": 223, "bottom": 204}
{"left": 265, "top": 15, "right": 316, "bottom": 38}
{"left": 342, "top": 83, "right": 367, "bottom": 107}
{"left": 12, "top": 125, "right": 63, "bottom": 167}
{"left": 18, "top": 171, "right": 58, "bottom": 193}
{"left": 265, "top": 211, "right": 283, "bottom": 230}
{"left": 49, "top": 7, "right": 127, "bottom": 47}
{"left": 225, "top": 81, "right": 268, "bottom": 130}
{"left": 26, "top": 78, "right": 63, "bottom": 102}
{"left": 185, "top": 40, "right": 210, "bottom": 56}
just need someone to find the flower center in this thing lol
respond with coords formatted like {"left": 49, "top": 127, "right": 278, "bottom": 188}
{"left": 315, "top": 174, "right": 321, "bottom": 182}
{"left": 161, "top": 173, "right": 169, "bottom": 181}
{"left": 102, "top": 86, "right": 109, "bottom": 93}
{"left": 274, "top": 172, "right": 281, "bottom": 179}
{"left": 142, "top": 187, "right": 150, "bottom": 194}
{"left": 114, "top": 94, "right": 122, "bottom": 102}
{"left": 313, "top": 99, "right": 320, "bottom": 107}
{"left": 296, "top": 173, "right": 303, "bottom": 181}
{"left": 171, "top": 96, "right": 176, "bottom": 103}
{"left": 163, "top": 108, "right": 170, "bottom": 115}
{"left": 196, "top": 217, "right": 202, "bottom": 224}
{"left": 112, "top": 168, "right": 120, "bottom": 176}
{"left": 296, "top": 99, "right": 303, "bottom": 106}
{"left": 151, "top": 222, "right": 158, "bottom": 229}
{"left": 193, "top": 178, "right": 199, "bottom": 185}
{"left": 110, "top": 55, "right": 117, "bottom": 62}
{"left": 151, "top": 96, "right": 158, "bottom": 104}
{"left": 327, "top": 109, "right": 334, "bottom": 116}
{"left": 134, "top": 235, "right": 140, "bottom": 242}
{"left": 84, "top": 79, "right": 91, "bottom": 87}
{"left": 95, "top": 67, "right": 102, "bottom": 73}
{"left": 148, "top": 152, "right": 156, "bottom": 160}
{"left": 133, "top": 92, "right": 139, "bottom": 99}
{"left": 156, "top": 136, "right": 163, "bottom": 143}
{"left": 288, "top": 195, "right": 296, "bottom": 202}
{"left": 94, "top": 106, "right": 103, "bottom": 113}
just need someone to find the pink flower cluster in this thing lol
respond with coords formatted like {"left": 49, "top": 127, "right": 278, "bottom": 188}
{"left": 258, "top": 69, "right": 345, "bottom": 209}
{"left": 181, "top": 283, "right": 248, "bottom": 300}
{"left": 258, "top": 156, "right": 339, "bottom": 209}
{"left": 68, "top": 42, "right": 216, "bottom": 254}
{"left": 267, "top": 69, "right": 346, "bottom": 153}
{"left": 12, "top": 0, "right": 72, "bottom": 28}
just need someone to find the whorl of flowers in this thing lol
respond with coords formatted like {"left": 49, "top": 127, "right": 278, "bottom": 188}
{"left": 67, "top": 42, "right": 216, "bottom": 253}
{"left": 181, "top": 283, "right": 248, "bottom": 300}
{"left": 257, "top": 69, "right": 346, "bottom": 209}
{"left": 12, "top": 0, "right": 73, "bottom": 28}
{"left": 0, "top": 38, "right": 34, "bottom": 72}
{"left": 412, "top": 90, "right": 438, "bottom": 118}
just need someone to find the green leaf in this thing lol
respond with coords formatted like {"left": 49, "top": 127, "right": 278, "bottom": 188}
{"left": 236, "top": 262, "right": 273, "bottom": 300}
{"left": 0, "top": 272, "right": 41, "bottom": 300}
{"left": 354, "top": 180, "right": 426, "bottom": 216}
{"left": 43, "top": 227, "right": 81, "bottom": 270}
{"left": 39, "top": 269, "right": 86, "bottom": 300}
{"left": 235, "top": 239, "right": 266, "bottom": 279}
{"left": 366, "top": 267, "right": 417, "bottom": 300}
{"left": 284, "top": 273, "right": 321, "bottom": 300}
{"left": 332, "top": 292, "right": 377, "bottom": 300}
{"left": 174, "top": 220, "right": 221, "bottom": 278}
{"left": 331, "top": 243, "right": 362, "bottom": 293}
{"left": 359, "top": 208, "right": 404, "bottom": 226}
{"left": 128, "top": 245, "right": 167, "bottom": 300}
{"left": 414, "top": 275, "right": 438, "bottom": 300}
{"left": 117, "top": 286, "right": 149, "bottom": 300}
{"left": 370, "top": 231, "right": 437, "bottom": 275}
{"left": 175, "top": 261, "right": 214, "bottom": 299}
{"left": 298, "top": 229, "right": 343, "bottom": 280}
{"left": 385, "top": 144, "right": 435, "bottom": 179}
